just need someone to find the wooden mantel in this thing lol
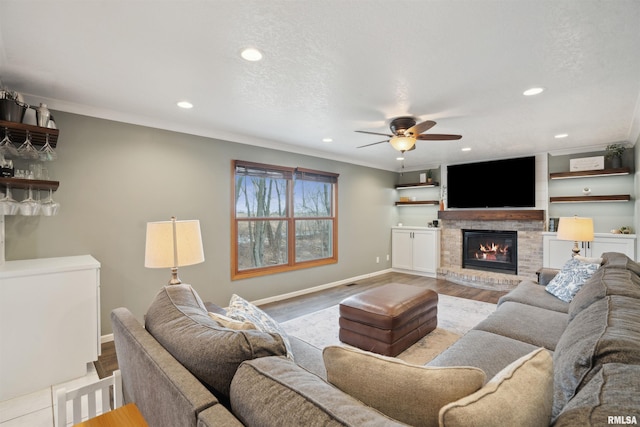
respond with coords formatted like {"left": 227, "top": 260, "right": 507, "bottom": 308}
{"left": 437, "top": 210, "right": 545, "bottom": 221}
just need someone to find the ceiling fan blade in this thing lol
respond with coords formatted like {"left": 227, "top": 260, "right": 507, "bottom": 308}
{"left": 355, "top": 130, "right": 394, "bottom": 137}
{"left": 405, "top": 120, "right": 436, "bottom": 137}
{"left": 416, "top": 134, "right": 462, "bottom": 141}
{"left": 357, "top": 140, "right": 389, "bottom": 148}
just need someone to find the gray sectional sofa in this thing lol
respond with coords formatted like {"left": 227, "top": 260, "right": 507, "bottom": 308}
{"left": 111, "top": 252, "right": 640, "bottom": 426}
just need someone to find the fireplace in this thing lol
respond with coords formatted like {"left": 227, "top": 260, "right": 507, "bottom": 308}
{"left": 462, "top": 229, "right": 517, "bottom": 275}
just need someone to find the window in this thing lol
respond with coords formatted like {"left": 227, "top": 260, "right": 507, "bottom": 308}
{"left": 232, "top": 160, "right": 338, "bottom": 279}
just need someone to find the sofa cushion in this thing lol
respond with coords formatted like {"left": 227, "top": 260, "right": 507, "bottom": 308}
{"left": 144, "top": 285, "right": 287, "bottom": 399}
{"left": 427, "top": 329, "right": 542, "bottom": 382}
{"left": 230, "top": 356, "right": 407, "bottom": 427}
{"left": 569, "top": 265, "right": 640, "bottom": 321}
{"left": 552, "top": 295, "right": 640, "bottom": 419}
{"left": 323, "top": 346, "right": 485, "bottom": 427}
{"left": 553, "top": 363, "right": 640, "bottom": 426}
{"left": 439, "top": 348, "right": 553, "bottom": 427}
{"left": 226, "top": 293, "right": 294, "bottom": 360}
{"left": 473, "top": 301, "right": 567, "bottom": 350}
{"left": 498, "top": 280, "right": 569, "bottom": 313}
{"left": 602, "top": 251, "right": 640, "bottom": 275}
{"left": 545, "top": 257, "right": 601, "bottom": 303}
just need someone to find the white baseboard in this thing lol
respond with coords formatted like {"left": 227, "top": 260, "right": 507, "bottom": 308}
{"left": 101, "top": 333, "right": 114, "bottom": 344}
{"left": 252, "top": 268, "right": 393, "bottom": 306}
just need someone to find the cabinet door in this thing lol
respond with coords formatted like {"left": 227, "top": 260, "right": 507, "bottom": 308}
{"left": 543, "top": 236, "right": 574, "bottom": 269}
{"left": 412, "top": 231, "right": 438, "bottom": 273}
{"left": 589, "top": 237, "right": 636, "bottom": 259}
{"left": 392, "top": 230, "right": 414, "bottom": 270}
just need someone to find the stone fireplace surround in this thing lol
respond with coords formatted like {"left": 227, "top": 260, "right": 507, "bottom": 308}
{"left": 437, "top": 210, "right": 545, "bottom": 291}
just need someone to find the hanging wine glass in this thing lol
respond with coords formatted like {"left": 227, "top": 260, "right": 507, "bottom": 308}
{"left": 39, "top": 134, "right": 57, "bottom": 161}
{"left": 17, "top": 131, "right": 40, "bottom": 160}
{"left": 0, "top": 186, "right": 20, "bottom": 215}
{"left": 40, "top": 188, "right": 60, "bottom": 216}
{"left": 19, "top": 187, "right": 40, "bottom": 216}
{"left": 0, "top": 127, "right": 18, "bottom": 157}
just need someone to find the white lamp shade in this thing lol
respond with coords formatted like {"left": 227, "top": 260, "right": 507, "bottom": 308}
{"left": 557, "top": 217, "right": 594, "bottom": 242}
{"left": 389, "top": 135, "right": 416, "bottom": 152}
{"left": 145, "top": 219, "right": 204, "bottom": 268}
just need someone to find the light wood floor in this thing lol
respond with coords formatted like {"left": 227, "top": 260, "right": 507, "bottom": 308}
{"left": 95, "top": 272, "right": 507, "bottom": 378}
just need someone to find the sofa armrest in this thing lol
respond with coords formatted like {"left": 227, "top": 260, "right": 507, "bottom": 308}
{"left": 537, "top": 268, "right": 560, "bottom": 286}
{"left": 111, "top": 308, "right": 239, "bottom": 427}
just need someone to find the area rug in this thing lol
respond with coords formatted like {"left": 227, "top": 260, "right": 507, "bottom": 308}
{"left": 281, "top": 294, "right": 496, "bottom": 365}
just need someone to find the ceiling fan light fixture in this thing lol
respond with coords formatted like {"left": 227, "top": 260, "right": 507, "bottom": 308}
{"left": 389, "top": 135, "right": 416, "bottom": 152}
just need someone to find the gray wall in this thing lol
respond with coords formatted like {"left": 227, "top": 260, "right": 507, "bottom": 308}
{"left": 5, "top": 112, "right": 397, "bottom": 334}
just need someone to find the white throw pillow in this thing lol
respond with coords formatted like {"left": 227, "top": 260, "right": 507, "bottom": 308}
{"left": 226, "top": 294, "right": 294, "bottom": 360}
{"left": 323, "top": 345, "right": 485, "bottom": 427}
{"left": 208, "top": 312, "right": 256, "bottom": 330}
{"left": 545, "top": 257, "right": 601, "bottom": 302}
{"left": 439, "top": 348, "right": 553, "bottom": 427}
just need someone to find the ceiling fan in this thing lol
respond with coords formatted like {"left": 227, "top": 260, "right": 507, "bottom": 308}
{"left": 356, "top": 116, "right": 462, "bottom": 153}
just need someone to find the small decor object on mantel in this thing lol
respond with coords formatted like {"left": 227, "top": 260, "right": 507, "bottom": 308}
{"left": 569, "top": 156, "right": 604, "bottom": 172}
{"left": 605, "top": 143, "right": 626, "bottom": 169}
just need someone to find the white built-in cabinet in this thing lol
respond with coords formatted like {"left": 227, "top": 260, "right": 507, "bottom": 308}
{"left": 0, "top": 255, "right": 100, "bottom": 401}
{"left": 392, "top": 227, "right": 440, "bottom": 277}
{"left": 542, "top": 232, "right": 636, "bottom": 269}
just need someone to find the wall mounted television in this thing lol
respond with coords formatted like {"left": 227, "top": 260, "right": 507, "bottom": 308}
{"left": 447, "top": 156, "right": 536, "bottom": 208}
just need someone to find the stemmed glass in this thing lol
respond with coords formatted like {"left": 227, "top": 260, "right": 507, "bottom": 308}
{"left": 0, "top": 186, "right": 20, "bottom": 215}
{"left": 39, "top": 134, "right": 57, "bottom": 161}
{"left": 19, "top": 187, "right": 40, "bottom": 216}
{"left": 0, "top": 127, "right": 18, "bottom": 157}
{"left": 17, "top": 131, "right": 40, "bottom": 160}
{"left": 40, "top": 188, "right": 60, "bottom": 216}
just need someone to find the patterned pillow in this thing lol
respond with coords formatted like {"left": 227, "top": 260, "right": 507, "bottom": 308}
{"left": 545, "top": 257, "right": 600, "bottom": 302}
{"left": 227, "top": 294, "right": 294, "bottom": 360}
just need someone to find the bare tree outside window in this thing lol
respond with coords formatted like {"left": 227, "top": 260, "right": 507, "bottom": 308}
{"left": 232, "top": 161, "right": 338, "bottom": 279}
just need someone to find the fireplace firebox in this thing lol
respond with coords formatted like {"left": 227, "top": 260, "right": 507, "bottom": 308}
{"left": 462, "top": 229, "right": 517, "bottom": 274}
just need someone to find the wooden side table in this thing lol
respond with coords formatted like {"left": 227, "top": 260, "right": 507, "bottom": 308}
{"left": 74, "top": 403, "right": 149, "bottom": 427}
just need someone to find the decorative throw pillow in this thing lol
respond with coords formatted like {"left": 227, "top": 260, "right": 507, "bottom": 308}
{"left": 439, "top": 348, "right": 553, "bottom": 427}
{"left": 323, "top": 345, "right": 486, "bottom": 427}
{"left": 545, "top": 257, "right": 601, "bottom": 302}
{"left": 226, "top": 294, "right": 294, "bottom": 360}
{"left": 208, "top": 311, "right": 256, "bottom": 330}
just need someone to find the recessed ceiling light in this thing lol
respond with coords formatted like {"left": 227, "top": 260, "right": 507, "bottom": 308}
{"left": 461, "top": 147, "right": 472, "bottom": 152}
{"left": 396, "top": 156, "right": 405, "bottom": 161}
{"left": 554, "top": 133, "right": 569, "bottom": 139}
{"left": 177, "top": 101, "right": 193, "bottom": 109}
{"left": 523, "top": 87, "right": 544, "bottom": 96}
{"left": 322, "top": 137, "right": 333, "bottom": 143}
{"left": 241, "top": 47, "right": 263, "bottom": 61}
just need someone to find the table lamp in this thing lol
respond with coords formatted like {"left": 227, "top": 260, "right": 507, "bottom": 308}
{"left": 145, "top": 216, "right": 204, "bottom": 285}
{"left": 556, "top": 216, "right": 594, "bottom": 257}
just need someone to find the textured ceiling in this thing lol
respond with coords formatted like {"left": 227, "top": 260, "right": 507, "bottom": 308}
{"left": 1, "top": 0, "right": 639, "bottom": 171}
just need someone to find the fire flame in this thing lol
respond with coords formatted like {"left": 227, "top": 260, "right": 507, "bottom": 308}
{"left": 475, "top": 242, "right": 509, "bottom": 260}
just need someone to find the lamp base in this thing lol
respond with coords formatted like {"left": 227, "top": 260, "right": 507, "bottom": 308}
{"left": 168, "top": 267, "right": 182, "bottom": 285}
{"left": 571, "top": 241, "right": 581, "bottom": 257}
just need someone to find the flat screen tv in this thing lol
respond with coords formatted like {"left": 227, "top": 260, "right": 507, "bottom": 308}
{"left": 447, "top": 156, "right": 536, "bottom": 208}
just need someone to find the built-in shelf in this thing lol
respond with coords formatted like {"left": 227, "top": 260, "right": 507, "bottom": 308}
{"left": 549, "top": 167, "right": 630, "bottom": 180}
{"left": 395, "top": 182, "right": 439, "bottom": 189}
{"left": 395, "top": 200, "right": 439, "bottom": 206}
{"left": 549, "top": 195, "right": 631, "bottom": 203}
{"left": 0, "top": 177, "right": 59, "bottom": 191}
{"left": 0, "top": 120, "right": 59, "bottom": 148}
{"left": 437, "top": 210, "right": 545, "bottom": 221}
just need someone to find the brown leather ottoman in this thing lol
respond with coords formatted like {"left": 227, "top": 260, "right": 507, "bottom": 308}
{"left": 339, "top": 283, "right": 438, "bottom": 357}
